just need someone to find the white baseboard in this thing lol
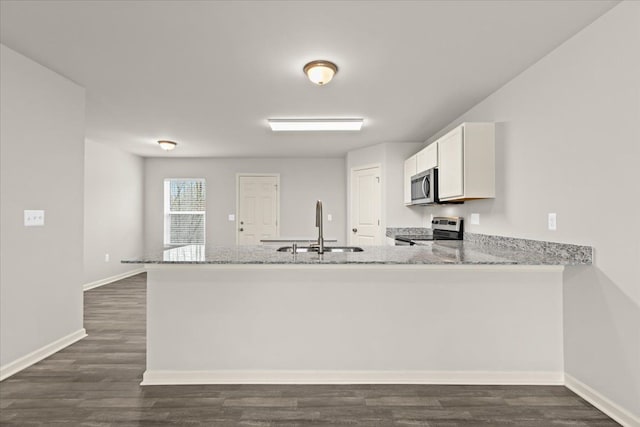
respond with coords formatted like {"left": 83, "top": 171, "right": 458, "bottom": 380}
{"left": 83, "top": 268, "right": 145, "bottom": 291}
{"left": 141, "top": 369, "right": 564, "bottom": 386}
{"left": 0, "top": 328, "right": 87, "bottom": 381}
{"left": 565, "top": 373, "right": 640, "bottom": 427}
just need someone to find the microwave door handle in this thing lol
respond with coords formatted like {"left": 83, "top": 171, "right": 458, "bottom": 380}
{"left": 422, "top": 176, "right": 428, "bottom": 199}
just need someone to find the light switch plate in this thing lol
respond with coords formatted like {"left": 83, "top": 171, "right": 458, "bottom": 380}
{"left": 470, "top": 213, "right": 480, "bottom": 225}
{"left": 548, "top": 213, "right": 557, "bottom": 230}
{"left": 24, "top": 210, "right": 45, "bottom": 226}
{"left": 228, "top": 214, "right": 235, "bottom": 221}
{"left": 327, "top": 214, "right": 332, "bottom": 222}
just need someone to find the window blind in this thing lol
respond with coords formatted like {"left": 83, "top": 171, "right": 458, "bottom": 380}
{"left": 164, "top": 179, "right": 205, "bottom": 245}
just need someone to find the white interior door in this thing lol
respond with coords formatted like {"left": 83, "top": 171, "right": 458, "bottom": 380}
{"left": 237, "top": 175, "right": 279, "bottom": 245}
{"left": 350, "top": 165, "right": 382, "bottom": 246}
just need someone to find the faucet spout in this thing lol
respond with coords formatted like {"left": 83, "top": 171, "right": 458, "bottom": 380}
{"left": 315, "top": 200, "right": 324, "bottom": 254}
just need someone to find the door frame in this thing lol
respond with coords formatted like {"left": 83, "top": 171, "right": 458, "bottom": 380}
{"left": 349, "top": 163, "right": 382, "bottom": 246}
{"left": 235, "top": 173, "right": 281, "bottom": 245}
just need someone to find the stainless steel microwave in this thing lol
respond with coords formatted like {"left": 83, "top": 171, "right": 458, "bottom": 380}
{"left": 411, "top": 168, "right": 438, "bottom": 205}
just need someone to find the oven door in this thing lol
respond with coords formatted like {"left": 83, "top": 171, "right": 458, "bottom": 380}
{"left": 411, "top": 169, "right": 436, "bottom": 205}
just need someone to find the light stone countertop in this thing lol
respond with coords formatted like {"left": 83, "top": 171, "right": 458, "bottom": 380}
{"left": 122, "top": 239, "right": 592, "bottom": 266}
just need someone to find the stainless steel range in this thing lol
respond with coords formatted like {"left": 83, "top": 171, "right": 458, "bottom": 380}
{"left": 394, "top": 216, "right": 463, "bottom": 245}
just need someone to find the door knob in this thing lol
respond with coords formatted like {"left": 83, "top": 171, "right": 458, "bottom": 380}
{"left": 352, "top": 228, "right": 358, "bottom": 233}
{"left": 240, "top": 221, "right": 244, "bottom": 225}
{"left": 239, "top": 228, "right": 244, "bottom": 232}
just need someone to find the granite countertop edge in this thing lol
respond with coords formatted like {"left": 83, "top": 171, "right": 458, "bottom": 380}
{"left": 123, "top": 235, "right": 593, "bottom": 266}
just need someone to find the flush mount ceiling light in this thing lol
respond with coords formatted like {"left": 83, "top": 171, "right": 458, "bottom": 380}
{"left": 303, "top": 60, "right": 338, "bottom": 85}
{"left": 157, "top": 140, "right": 178, "bottom": 151}
{"left": 268, "top": 118, "right": 363, "bottom": 131}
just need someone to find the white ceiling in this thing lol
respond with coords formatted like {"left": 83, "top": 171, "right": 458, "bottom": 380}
{"left": 0, "top": 0, "right": 618, "bottom": 158}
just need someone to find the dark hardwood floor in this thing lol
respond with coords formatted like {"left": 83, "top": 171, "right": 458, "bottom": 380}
{"left": 0, "top": 273, "right": 619, "bottom": 426}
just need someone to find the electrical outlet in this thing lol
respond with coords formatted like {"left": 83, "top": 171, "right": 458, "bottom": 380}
{"left": 228, "top": 214, "right": 235, "bottom": 221}
{"left": 24, "top": 210, "right": 45, "bottom": 226}
{"left": 104, "top": 253, "right": 110, "bottom": 262}
{"left": 548, "top": 213, "right": 557, "bottom": 231}
{"left": 327, "top": 214, "right": 332, "bottom": 222}
{"left": 470, "top": 213, "right": 480, "bottom": 225}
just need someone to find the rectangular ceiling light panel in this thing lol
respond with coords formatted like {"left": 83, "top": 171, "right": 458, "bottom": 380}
{"left": 268, "top": 118, "right": 363, "bottom": 131}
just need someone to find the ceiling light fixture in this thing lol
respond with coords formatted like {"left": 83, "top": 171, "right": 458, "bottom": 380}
{"left": 303, "top": 60, "right": 338, "bottom": 85}
{"left": 158, "top": 140, "right": 178, "bottom": 151}
{"left": 268, "top": 118, "right": 363, "bottom": 132}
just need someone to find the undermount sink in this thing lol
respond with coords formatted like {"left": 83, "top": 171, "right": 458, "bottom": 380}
{"left": 277, "top": 246, "right": 364, "bottom": 253}
{"left": 322, "top": 246, "right": 364, "bottom": 253}
{"left": 276, "top": 246, "right": 316, "bottom": 253}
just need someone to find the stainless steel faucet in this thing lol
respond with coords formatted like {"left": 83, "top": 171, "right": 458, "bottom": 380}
{"left": 315, "top": 200, "right": 324, "bottom": 254}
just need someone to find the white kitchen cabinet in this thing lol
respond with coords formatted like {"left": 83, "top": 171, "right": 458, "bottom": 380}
{"left": 416, "top": 142, "right": 438, "bottom": 173}
{"left": 437, "top": 122, "right": 495, "bottom": 201}
{"left": 403, "top": 155, "right": 417, "bottom": 205}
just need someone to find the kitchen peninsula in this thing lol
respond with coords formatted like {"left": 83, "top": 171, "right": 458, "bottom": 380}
{"left": 124, "top": 239, "right": 591, "bottom": 386}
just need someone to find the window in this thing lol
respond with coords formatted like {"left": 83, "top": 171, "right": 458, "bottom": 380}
{"left": 164, "top": 179, "right": 205, "bottom": 246}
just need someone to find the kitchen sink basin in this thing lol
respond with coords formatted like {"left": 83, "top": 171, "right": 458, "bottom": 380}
{"left": 276, "top": 246, "right": 316, "bottom": 253}
{"left": 277, "top": 246, "right": 364, "bottom": 253}
{"left": 322, "top": 246, "right": 364, "bottom": 253}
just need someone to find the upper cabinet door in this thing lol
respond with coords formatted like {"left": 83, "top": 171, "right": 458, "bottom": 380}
{"left": 403, "top": 155, "right": 417, "bottom": 205}
{"left": 437, "top": 127, "right": 464, "bottom": 200}
{"left": 416, "top": 142, "right": 438, "bottom": 173}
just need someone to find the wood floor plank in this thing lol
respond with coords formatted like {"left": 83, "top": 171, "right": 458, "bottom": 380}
{"left": 0, "top": 273, "right": 621, "bottom": 426}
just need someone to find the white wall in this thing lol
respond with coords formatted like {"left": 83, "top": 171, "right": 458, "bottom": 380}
{"left": 421, "top": 2, "right": 640, "bottom": 420}
{"left": 83, "top": 140, "right": 144, "bottom": 286}
{"left": 0, "top": 45, "right": 86, "bottom": 368}
{"left": 346, "top": 142, "right": 425, "bottom": 239}
{"left": 145, "top": 266, "right": 564, "bottom": 384}
{"left": 144, "top": 157, "right": 346, "bottom": 247}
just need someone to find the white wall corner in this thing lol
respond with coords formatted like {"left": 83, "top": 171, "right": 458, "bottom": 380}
{"left": 0, "top": 328, "right": 87, "bottom": 381}
{"left": 565, "top": 373, "right": 640, "bottom": 427}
